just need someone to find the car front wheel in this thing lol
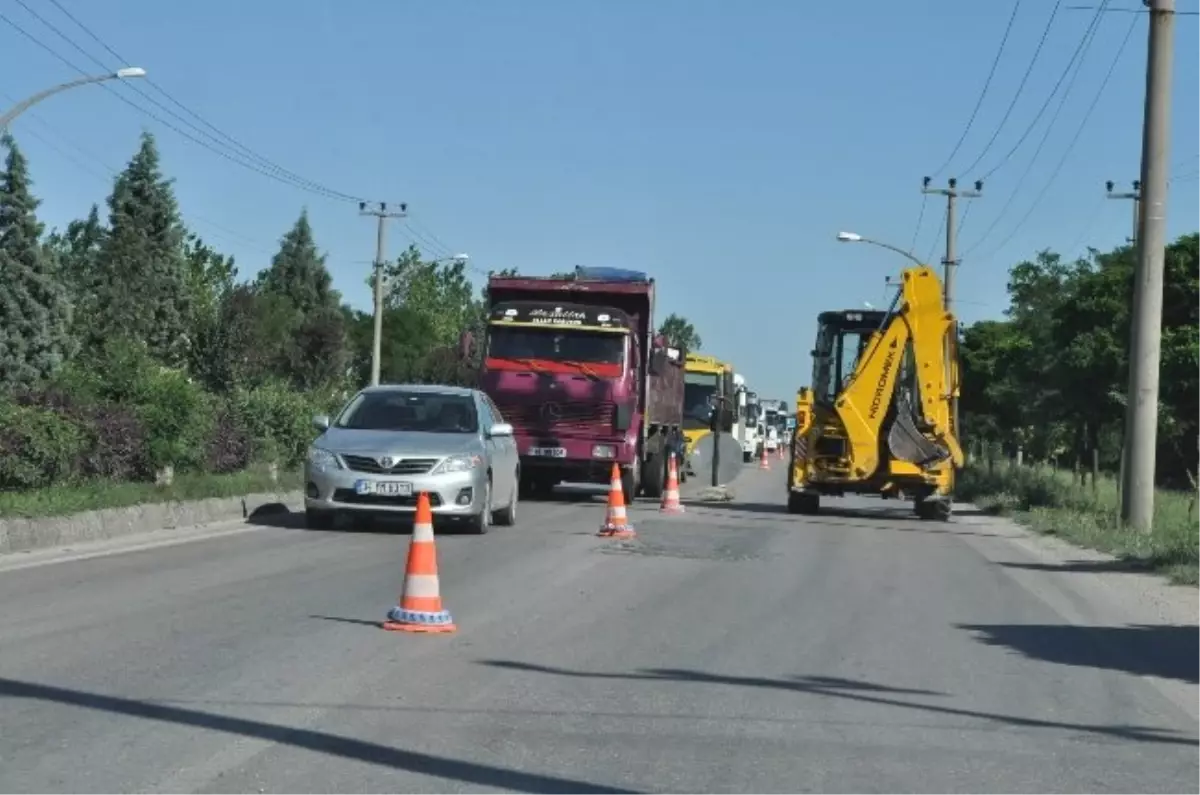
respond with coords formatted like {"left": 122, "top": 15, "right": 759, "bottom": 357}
{"left": 494, "top": 475, "right": 518, "bottom": 526}
{"left": 467, "top": 480, "right": 492, "bottom": 534}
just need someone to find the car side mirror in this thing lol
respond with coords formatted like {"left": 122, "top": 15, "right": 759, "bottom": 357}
{"left": 488, "top": 422, "right": 514, "bottom": 438}
{"left": 312, "top": 414, "right": 330, "bottom": 431}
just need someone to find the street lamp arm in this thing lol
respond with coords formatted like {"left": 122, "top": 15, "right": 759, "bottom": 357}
{"left": 0, "top": 69, "right": 145, "bottom": 130}
{"left": 836, "top": 232, "right": 925, "bottom": 267}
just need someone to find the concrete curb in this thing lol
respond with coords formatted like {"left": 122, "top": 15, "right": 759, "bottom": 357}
{"left": 0, "top": 490, "right": 304, "bottom": 556}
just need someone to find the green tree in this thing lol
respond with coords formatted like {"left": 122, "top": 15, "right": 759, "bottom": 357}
{"left": 657, "top": 312, "right": 701, "bottom": 352}
{"left": 0, "top": 136, "right": 72, "bottom": 389}
{"left": 184, "top": 233, "right": 239, "bottom": 389}
{"left": 255, "top": 209, "right": 337, "bottom": 315}
{"left": 94, "top": 132, "right": 191, "bottom": 366}
{"left": 44, "top": 203, "right": 105, "bottom": 316}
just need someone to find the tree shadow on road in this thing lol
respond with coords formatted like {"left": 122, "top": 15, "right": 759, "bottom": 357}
{"left": 957, "top": 623, "right": 1199, "bottom": 684}
{"left": 477, "top": 660, "right": 1197, "bottom": 746}
{"left": 0, "top": 677, "right": 636, "bottom": 794}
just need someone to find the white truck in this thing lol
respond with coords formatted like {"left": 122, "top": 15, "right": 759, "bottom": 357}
{"left": 740, "top": 388, "right": 762, "bottom": 462}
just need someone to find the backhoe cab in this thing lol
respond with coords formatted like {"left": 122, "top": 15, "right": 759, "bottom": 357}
{"left": 787, "top": 266, "right": 963, "bottom": 521}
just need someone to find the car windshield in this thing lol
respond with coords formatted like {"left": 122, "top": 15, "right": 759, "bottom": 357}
{"left": 336, "top": 391, "right": 478, "bottom": 433}
{"left": 488, "top": 326, "right": 625, "bottom": 365}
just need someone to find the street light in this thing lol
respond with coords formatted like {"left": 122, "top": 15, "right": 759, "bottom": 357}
{"left": 0, "top": 68, "right": 148, "bottom": 130}
{"left": 835, "top": 231, "right": 924, "bottom": 268}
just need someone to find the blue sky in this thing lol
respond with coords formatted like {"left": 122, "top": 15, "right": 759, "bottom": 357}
{"left": 2, "top": 0, "right": 1197, "bottom": 400}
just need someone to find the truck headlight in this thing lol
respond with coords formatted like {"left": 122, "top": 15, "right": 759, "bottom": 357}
{"left": 592, "top": 445, "right": 616, "bottom": 459}
{"left": 432, "top": 454, "right": 482, "bottom": 474}
{"left": 307, "top": 447, "right": 341, "bottom": 472}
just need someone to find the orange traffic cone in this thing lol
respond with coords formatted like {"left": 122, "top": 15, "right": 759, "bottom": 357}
{"left": 778, "top": 443, "right": 786, "bottom": 460}
{"left": 383, "top": 492, "right": 456, "bottom": 633}
{"left": 598, "top": 462, "right": 636, "bottom": 538}
{"left": 660, "top": 452, "right": 685, "bottom": 514}
{"left": 759, "top": 444, "right": 771, "bottom": 471}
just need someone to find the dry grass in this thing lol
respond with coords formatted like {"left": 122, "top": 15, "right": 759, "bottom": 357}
{"left": 957, "top": 461, "right": 1198, "bottom": 586}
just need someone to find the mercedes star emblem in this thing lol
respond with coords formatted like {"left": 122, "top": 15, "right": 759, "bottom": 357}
{"left": 379, "top": 456, "right": 395, "bottom": 469}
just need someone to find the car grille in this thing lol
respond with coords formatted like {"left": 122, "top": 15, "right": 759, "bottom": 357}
{"left": 495, "top": 401, "right": 616, "bottom": 435}
{"left": 339, "top": 455, "right": 438, "bottom": 475}
{"left": 333, "top": 489, "right": 442, "bottom": 507}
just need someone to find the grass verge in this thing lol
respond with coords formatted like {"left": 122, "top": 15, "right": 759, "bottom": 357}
{"left": 0, "top": 467, "right": 303, "bottom": 520}
{"left": 957, "top": 462, "right": 1198, "bottom": 586}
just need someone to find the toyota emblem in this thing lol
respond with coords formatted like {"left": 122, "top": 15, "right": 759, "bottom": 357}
{"left": 379, "top": 456, "right": 395, "bottom": 469}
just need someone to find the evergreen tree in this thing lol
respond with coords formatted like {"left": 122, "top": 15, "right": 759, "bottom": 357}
{"left": 95, "top": 132, "right": 191, "bottom": 366}
{"left": 255, "top": 209, "right": 338, "bottom": 314}
{"left": 0, "top": 136, "right": 72, "bottom": 389}
{"left": 44, "top": 203, "right": 105, "bottom": 351}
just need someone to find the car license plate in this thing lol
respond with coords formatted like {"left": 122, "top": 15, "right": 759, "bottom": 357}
{"left": 354, "top": 479, "right": 413, "bottom": 497}
{"left": 528, "top": 447, "right": 567, "bottom": 458}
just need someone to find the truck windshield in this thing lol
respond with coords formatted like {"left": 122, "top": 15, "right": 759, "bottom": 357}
{"left": 683, "top": 371, "right": 719, "bottom": 430}
{"left": 487, "top": 326, "right": 625, "bottom": 366}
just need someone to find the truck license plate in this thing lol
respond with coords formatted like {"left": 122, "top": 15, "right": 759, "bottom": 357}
{"left": 528, "top": 447, "right": 567, "bottom": 458}
{"left": 355, "top": 480, "right": 413, "bottom": 496}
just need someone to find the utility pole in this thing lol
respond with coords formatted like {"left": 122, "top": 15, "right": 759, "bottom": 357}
{"left": 1105, "top": 180, "right": 1142, "bottom": 246}
{"left": 921, "top": 176, "right": 982, "bottom": 438}
{"left": 359, "top": 201, "right": 408, "bottom": 387}
{"left": 921, "top": 177, "right": 983, "bottom": 310}
{"left": 1122, "top": 0, "right": 1176, "bottom": 531}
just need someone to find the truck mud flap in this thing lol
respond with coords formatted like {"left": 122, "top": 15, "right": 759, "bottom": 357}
{"left": 887, "top": 390, "right": 950, "bottom": 470}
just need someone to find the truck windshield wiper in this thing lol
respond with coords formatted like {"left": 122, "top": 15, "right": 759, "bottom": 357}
{"left": 505, "top": 357, "right": 548, "bottom": 373}
{"left": 562, "top": 360, "right": 602, "bottom": 380}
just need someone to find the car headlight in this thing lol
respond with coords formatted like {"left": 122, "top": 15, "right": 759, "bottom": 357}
{"left": 307, "top": 447, "right": 341, "bottom": 472}
{"left": 431, "top": 454, "right": 483, "bottom": 475}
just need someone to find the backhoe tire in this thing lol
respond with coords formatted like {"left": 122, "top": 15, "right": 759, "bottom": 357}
{"left": 915, "top": 497, "right": 952, "bottom": 522}
{"left": 788, "top": 492, "right": 819, "bottom": 515}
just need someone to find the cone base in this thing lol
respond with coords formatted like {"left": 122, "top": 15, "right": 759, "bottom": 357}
{"left": 599, "top": 525, "right": 637, "bottom": 539}
{"left": 382, "top": 620, "right": 457, "bottom": 633}
{"left": 659, "top": 503, "right": 685, "bottom": 514}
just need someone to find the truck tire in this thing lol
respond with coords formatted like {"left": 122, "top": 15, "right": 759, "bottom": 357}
{"left": 641, "top": 450, "right": 666, "bottom": 500}
{"left": 621, "top": 458, "right": 640, "bottom": 503}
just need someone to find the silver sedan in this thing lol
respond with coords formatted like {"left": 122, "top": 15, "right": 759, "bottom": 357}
{"left": 303, "top": 384, "right": 520, "bottom": 533}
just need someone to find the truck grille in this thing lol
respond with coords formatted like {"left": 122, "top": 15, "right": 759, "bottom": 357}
{"left": 339, "top": 455, "right": 438, "bottom": 475}
{"left": 496, "top": 401, "right": 616, "bottom": 435}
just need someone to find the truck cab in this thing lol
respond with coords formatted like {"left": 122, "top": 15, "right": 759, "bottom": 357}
{"left": 472, "top": 268, "right": 685, "bottom": 501}
{"left": 682, "top": 352, "right": 738, "bottom": 475}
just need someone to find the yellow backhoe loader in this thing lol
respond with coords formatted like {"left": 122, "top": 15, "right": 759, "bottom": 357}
{"left": 787, "top": 265, "right": 963, "bottom": 520}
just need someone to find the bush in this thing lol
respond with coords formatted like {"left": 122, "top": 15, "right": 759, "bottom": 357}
{"left": 132, "top": 369, "right": 215, "bottom": 473}
{"left": 0, "top": 402, "right": 87, "bottom": 489}
{"left": 12, "top": 387, "right": 150, "bottom": 481}
{"left": 233, "top": 382, "right": 327, "bottom": 467}
{"left": 205, "top": 402, "right": 253, "bottom": 474}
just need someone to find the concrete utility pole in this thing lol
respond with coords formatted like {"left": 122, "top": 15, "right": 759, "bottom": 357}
{"left": 920, "top": 177, "right": 981, "bottom": 438}
{"left": 920, "top": 177, "right": 983, "bottom": 311}
{"left": 1121, "top": 0, "right": 1176, "bottom": 532}
{"left": 1105, "top": 180, "right": 1142, "bottom": 246}
{"left": 359, "top": 201, "right": 408, "bottom": 387}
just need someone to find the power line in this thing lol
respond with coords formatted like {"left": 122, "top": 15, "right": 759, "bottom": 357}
{"left": 3, "top": 0, "right": 366, "bottom": 205}
{"left": 909, "top": 193, "right": 929, "bottom": 254}
{"left": 957, "top": 1, "right": 1064, "bottom": 177}
{"left": 976, "top": 0, "right": 1111, "bottom": 180}
{"left": 37, "top": 0, "right": 364, "bottom": 204}
{"left": 961, "top": 5, "right": 1110, "bottom": 256}
{"left": 971, "top": 12, "right": 1139, "bottom": 263}
{"left": 928, "top": 1, "right": 1023, "bottom": 178}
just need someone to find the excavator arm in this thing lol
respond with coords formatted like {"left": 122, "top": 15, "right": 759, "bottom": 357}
{"left": 834, "top": 267, "right": 964, "bottom": 479}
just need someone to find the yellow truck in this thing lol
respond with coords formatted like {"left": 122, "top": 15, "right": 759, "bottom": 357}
{"left": 682, "top": 353, "right": 738, "bottom": 457}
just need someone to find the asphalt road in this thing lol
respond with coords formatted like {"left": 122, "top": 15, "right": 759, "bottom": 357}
{"left": 0, "top": 464, "right": 1196, "bottom": 793}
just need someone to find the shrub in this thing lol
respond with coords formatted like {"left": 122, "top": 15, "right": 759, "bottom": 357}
{"left": 12, "top": 386, "right": 151, "bottom": 481}
{"left": 0, "top": 402, "right": 87, "bottom": 489}
{"left": 205, "top": 402, "right": 253, "bottom": 474}
{"left": 232, "top": 382, "right": 325, "bottom": 467}
{"left": 133, "top": 369, "right": 215, "bottom": 473}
